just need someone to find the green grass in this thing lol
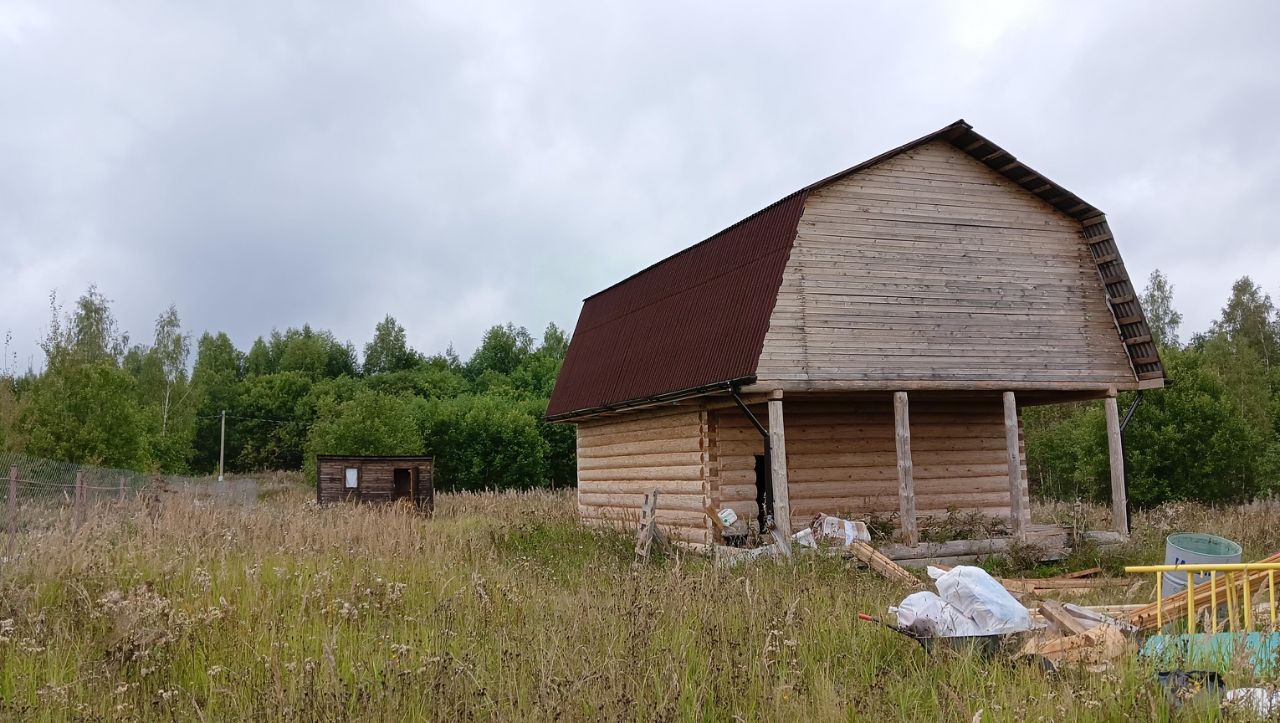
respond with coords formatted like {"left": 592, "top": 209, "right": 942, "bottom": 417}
{"left": 2, "top": 485, "right": 1279, "bottom": 720}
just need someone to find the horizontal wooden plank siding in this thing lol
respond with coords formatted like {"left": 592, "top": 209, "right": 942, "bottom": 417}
{"left": 709, "top": 396, "right": 1020, "bottom": 533}
{"left": 755, "top": 140, "right": 1136, "bottom": 388}
{"left": 576, "top": 407, "right": 709, "bottom": 543}
{"left": 316, "top": 456, "right": 434, "bottom": 510}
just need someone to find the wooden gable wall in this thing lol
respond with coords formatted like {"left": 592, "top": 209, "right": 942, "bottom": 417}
{"left": 755, "top": 140, "right": 1137, "bottom": 389}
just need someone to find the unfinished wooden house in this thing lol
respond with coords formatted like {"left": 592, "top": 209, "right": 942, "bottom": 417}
{"left": 546, "top": 120, "right": 1164, "bottom": 562}
{"left": 315, "top": 455, "right": 435, "bottom": 511}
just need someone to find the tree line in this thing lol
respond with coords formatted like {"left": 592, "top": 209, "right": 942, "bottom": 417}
{"left": 1026, "top": 271, "right": 1280, "bottom": 507}
{"left": 0, "top": 288, "right": 574, "bottom": 490}
{"left": 3, "top": 272, "right": 1279, "bottom": 506}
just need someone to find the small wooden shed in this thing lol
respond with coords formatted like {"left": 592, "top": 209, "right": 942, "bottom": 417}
{"left": 547, "top": 120, "right": 1164, "bottom": 558}
{"left": 315, "top": 455, "right": 435, "bottom": 510}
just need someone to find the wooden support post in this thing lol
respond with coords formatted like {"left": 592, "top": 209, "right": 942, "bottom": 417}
{"left": 7, "top": 465, "right": 16, "bottom": 560}
{"left": 767, "top": 390, "right": 792, "bottom": 539}
{"left": 893, "top": 391, "right": 918, "bottom": 547}
{"left": 118, "top": 476, "right": 126, "bottom": 503}
{"left": 73, "top": 471, "right": 83, "bottom": 532}
{"left": 1104, "top": 394, "right": 1128, "bottom": 537}
{"left": 1003, "top": 391, "right": 1028, "bottom": 540}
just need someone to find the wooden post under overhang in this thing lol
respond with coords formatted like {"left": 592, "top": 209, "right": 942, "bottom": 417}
{"left": 893, "top": 391, "right": 918, "bottom": 547}
{"left": 767, "top": 390, "right": 792, "bottom": 539}
{"left": 1002, "top": 391, "right": 1029, "bottom": 540}
{"left": 1104, "top": 392, "right": 1129, "bottom": 537}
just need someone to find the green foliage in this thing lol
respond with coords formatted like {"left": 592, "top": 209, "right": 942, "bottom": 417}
{"left": 234, "top": 372, "right": 315, "bottom": 471}
{"left": 416, "top": 395, "right": 550, "bottom": 491}
{"left": 362, "top": 315, "right": 421, "bottom": 375}
{"left": 21, "top": 360, "right": 145, "bottom": 468}
{"left": 303, "top": 389, "right": 425, "bottom": 480}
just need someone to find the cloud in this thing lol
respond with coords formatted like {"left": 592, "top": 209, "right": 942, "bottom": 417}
{"left": 1, "top": 0, "right": 1277, "bottom": 368}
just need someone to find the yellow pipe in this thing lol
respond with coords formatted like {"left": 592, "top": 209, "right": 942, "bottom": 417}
{"left": 1264, "top": 565, "right": 1274, "bottom": 629}
{"left": 1187, "top": 572, "right": 1196, "bottom": 633}
{"left": 1210, "top": 571, "right": 1218, "bottom": 632}
{"left": 1244, "top": 572, "right": 1254, "bottom": 632}
{"left": 1156, "top": 572, "right": 1163, "bottom": 629}
{"left": 1226, "top": 572, "right": 1237, "bottom": 633}
{"left": 1126, "top": 563, "right": 1280, "bottom": 573}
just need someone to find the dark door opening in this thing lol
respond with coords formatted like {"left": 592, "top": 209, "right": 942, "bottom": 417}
{"left": 754, "top": 453, "right": 773, "bottom": 532}
{"left": 392, "top": 468, "right": 412, "bottom": 500}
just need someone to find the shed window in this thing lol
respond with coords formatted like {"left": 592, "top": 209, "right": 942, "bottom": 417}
{"left": 344, "top": 467, "right": 358, "bottom": 489}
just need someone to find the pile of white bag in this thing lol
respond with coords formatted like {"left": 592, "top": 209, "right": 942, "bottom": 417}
{"left": 889, "top": 565, "right": 1031, "bottom": 638}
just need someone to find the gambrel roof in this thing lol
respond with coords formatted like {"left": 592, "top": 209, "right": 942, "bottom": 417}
{"left": 547, "top": 120, "right": 1163, "bottom": 421}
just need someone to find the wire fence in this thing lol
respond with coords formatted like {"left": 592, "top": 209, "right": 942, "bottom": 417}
{"left": 0, "top": 451, "right": 263, "bottom": 544}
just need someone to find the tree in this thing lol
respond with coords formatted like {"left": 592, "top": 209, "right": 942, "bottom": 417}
{"left": 363, "top": 315, "right": 420, "bottom": 375}
{"left": 128, "top": 306, "right": 196, "bottom": 471}
{"left": 304, "top": 389, "right": 425, "bottom": 480}
{"left": 1141, "top": 270, "right": 1183, "bottom": 348}
{"left": 41, "top": 286, "right": 129, "bottom": 368}
{"left": 416, "top": 394, "right": 549, "bottom": 490}
{"left": 21, "top": 361, "right": 145, "bottom": 468}
{"left": 233, "top": 371, "right": 314, "bottom": 471}
{"left": 1211, "top": 277, "right": 1279, "bottom": 374}
{"left": 191, "top": 332, "right": 244, "bottom": 471}
{"left": 465, "top": 324, "right": 534, "bottom": 379}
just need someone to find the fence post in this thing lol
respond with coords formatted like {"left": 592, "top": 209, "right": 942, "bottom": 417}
{"left": 74, "top": 471, "right": 84, "bottom": 531}
{"left": 118, "top": 476, "right": 126, "bottom": 503}
{"left": 7, "top": 465, "right": 16, "bottom": 560}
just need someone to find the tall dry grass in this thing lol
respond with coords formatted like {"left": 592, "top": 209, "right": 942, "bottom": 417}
{"left": 0, "top": 483, "right": 1270, "bottom": 720}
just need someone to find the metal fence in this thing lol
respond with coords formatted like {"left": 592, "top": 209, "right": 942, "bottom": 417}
{"left": 1, "top": 451, "right": 262, "bottom": 547}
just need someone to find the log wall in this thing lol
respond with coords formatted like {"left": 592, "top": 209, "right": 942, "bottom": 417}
{"left": 576, "top": 407, "right": 711, "bottom": 543}
{"left": 316, "top": 456, "right": 434, "bottom": 510}
{"left": 709, "top": 395, "right": 1023, "bottom": 534}
{"left": 755, "top": 139, "right": 1136, "bottom": 388}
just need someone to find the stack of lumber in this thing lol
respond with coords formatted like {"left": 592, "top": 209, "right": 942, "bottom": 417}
{"left": 1125, "top": 550, "right": 1280, "bottom": 632}
{"left": 1021, "top": 600, "right": 1135, "bottom": 667}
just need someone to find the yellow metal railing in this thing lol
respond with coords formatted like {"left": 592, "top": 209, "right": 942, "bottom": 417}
{"left": 1125, "top": 562, "right": 1280, "bottom": 633}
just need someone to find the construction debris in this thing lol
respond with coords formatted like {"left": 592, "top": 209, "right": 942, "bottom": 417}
{"left": 1126, "top": 550, "right": 1280, "bottom": 631}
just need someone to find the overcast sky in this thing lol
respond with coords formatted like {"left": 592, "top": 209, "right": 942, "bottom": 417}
{"left": 2, "top": 1, "right": 1277, "bottom": 371}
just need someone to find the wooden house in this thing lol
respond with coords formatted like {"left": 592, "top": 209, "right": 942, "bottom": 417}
{"left": 315, "top": 455, "right": 435, "bottom": 510}
{"left": 546, "top": 120, "right": 1163, "bottom": 560}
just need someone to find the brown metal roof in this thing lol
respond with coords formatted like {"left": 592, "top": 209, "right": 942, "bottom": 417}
{"left": 547, "top": 120, "right": 1163, "bottom": 420}
{"left": 545, "top": 192, "right": 809, "bottom": 419}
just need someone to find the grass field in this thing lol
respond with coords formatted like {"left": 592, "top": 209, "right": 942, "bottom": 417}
{"left": 4, "top": 480, "right": 1280, "bottom": 721}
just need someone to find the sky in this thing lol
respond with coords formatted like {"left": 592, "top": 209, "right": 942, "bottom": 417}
{"left": 2, "top": 0, "right": 1278, "bottom": 371}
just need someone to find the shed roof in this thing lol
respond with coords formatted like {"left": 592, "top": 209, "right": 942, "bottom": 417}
{"left": 546, "top": 120, "right": 1162, "bottom": 420}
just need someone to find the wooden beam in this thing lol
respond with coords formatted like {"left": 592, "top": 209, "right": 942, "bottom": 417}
{"left": 1002, "top": 391, "right": 1028, "bottom": 540}
{"left": 893, "top": 391, "right": 918, "bottom": 547}
{"left": 767, "top": 390, "right": 792, "bottom": 538}
{"left": 1104, "top": 395, "right": 1128, "bottom": 536}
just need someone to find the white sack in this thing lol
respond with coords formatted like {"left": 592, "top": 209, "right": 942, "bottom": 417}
{"left": 926, "top": 565, "right": 1031, "bottom": 635}
{"left": 889, "top": 591, "right": 987, "bottom": 638}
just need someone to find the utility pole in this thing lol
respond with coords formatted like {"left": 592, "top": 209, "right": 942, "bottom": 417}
{"left": 218, "top": 410, "right": 226, "bottom": 482}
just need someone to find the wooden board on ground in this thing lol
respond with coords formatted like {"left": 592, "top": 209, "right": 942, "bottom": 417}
{"left": 848, "top": 541, "right": 921, "bottom": 588}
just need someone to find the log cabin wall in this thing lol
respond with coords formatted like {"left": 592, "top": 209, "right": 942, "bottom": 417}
{"left": 755, "top": 139, "right": 1136, "bottom": 390}
{"left": 575, "top": 406, "right": 712, "bottom": 544}
{"left": 316, "top": 456, "right": 435, "bottom": 510}
{"left": 710, "top": 395, "right": 1025, "bottom": 533}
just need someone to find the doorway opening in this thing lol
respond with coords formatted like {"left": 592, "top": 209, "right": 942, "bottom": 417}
{"left": 392, "top": 468, "right": 412, "bottom": 501}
